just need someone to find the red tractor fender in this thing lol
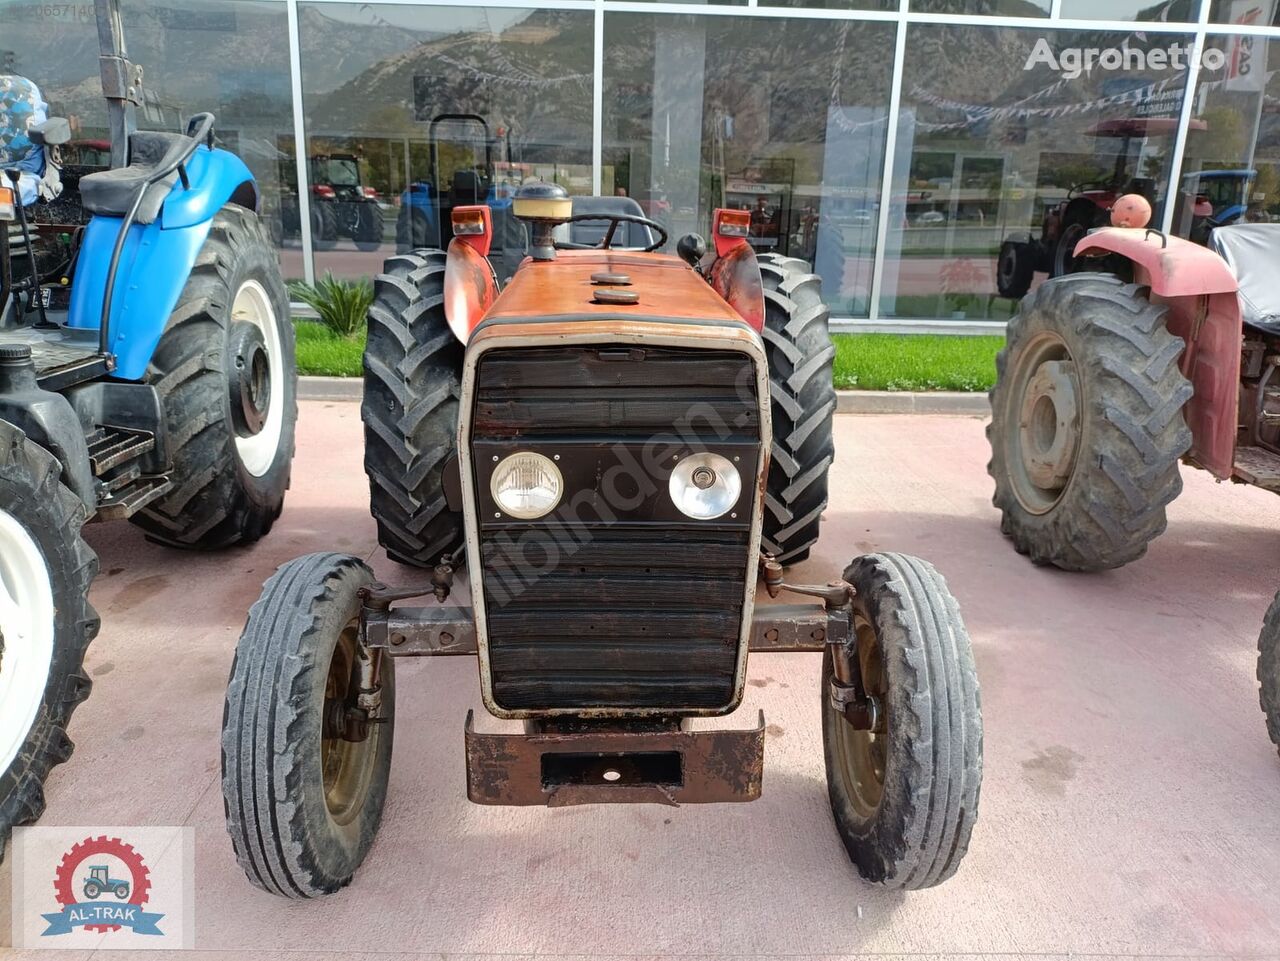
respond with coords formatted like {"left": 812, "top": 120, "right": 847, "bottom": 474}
{"left": 1074, "top": 226, "right": 1242, "bottom": 479}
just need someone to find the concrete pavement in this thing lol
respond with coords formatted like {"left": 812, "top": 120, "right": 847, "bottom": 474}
{"left": 4, "top": 401, "right": 1280, "bottom": 960}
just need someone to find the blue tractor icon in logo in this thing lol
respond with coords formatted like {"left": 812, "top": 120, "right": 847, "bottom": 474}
{"left": 82, "top": 864, "right": 130, "bottom": 900}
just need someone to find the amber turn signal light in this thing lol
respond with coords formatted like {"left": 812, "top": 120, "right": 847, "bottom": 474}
{"left": 451, "top": 205, "right": 492, "bottom": 256}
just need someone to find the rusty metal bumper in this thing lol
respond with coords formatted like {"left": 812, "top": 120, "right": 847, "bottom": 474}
{"left": 464, "top": 710, "right": 765, "bottom": 807}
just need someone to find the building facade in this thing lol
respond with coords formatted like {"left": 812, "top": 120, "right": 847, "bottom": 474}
{"left": 5, "top": 0, "right": 1280, "bottom": 329}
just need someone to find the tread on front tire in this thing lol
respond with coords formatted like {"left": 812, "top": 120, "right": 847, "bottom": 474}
{"left": 221, "top": 552, "right": 394, "bottom": 898}
{"left": 987, "top": 273, "right": 1191, "bottom": 571}
{"left": 823, "top": 552, "right": 982, "bottom": 889}
{"left": 131, "top": 204, "right": 297, "bottom": 550}
{"left": 362, "top": 249, "right": 465, "bottom": 568}
{"left": 0, "top": 422, "right": 99, "bottom": 853}
{"left": 757, "top": 252, "right": 836, "bottom": 565}
{"left": 1259, "top": 593, "right": 1280, "bottom": 760}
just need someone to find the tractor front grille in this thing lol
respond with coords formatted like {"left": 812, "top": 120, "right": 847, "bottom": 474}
{"left": 468, "top": 344, "right": 763, "bottom": 713}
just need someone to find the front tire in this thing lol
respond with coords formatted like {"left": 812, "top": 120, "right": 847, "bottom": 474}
{"left": 354, "top": 204, "right": 383, "bottom": 252}
{"left": 221, "top": 552, "right": 394, "bottom": 898}
{"left": 996, "top": 240, "right": 1035, "bottom": 298}
{"left": 1259, "top": 593, "right": 1280, "bottom": 759}
{"left": 823, "top": 552, "right": 982, "bottom": 889}
{"left": 0, "top": 421, "right": 98, "bottom": 851}
{"left": 757, "top": 252, "right": 836, "bottom": 565}
{"left": 987, "top": 274, "right": 1191, "bottom": 571}
{"left": 362, "top": 249, "right": 464, "bottom": 567}
{"left": 131, "top": 205, "right": 297, "bottom": 550}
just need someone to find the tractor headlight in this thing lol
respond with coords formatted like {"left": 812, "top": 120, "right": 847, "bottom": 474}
{"left": 669, "top": 452, "right": 741, "bottom": 520}
{"left": 491, "top": 451, "right": 563, "bottom": 519}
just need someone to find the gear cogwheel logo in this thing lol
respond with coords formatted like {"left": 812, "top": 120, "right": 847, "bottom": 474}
{"left": 41, "top": 835, "right": 165, "bottom": 937}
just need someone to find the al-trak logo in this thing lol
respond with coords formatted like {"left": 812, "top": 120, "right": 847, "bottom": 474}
{"left": 41, "top": 835, "right": 165, "bottom": 937}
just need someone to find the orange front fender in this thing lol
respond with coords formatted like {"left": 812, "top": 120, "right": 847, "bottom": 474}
{"left": 1076, "top": 226, "right": 1242, "bottom": 480}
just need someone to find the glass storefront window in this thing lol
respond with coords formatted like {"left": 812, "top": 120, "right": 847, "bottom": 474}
{"left": 120, "top": 1, "right": 297, "bottom": 271}
{"left": 880, "top": 23, "right": 1193, "bottom": 321}
{"left": 1210, "top": 0, "right": 1280, "bottom": 26}
{"left": 297, "top": 2, "right": 594, "bottom": 280}
{"left": 1060, "top": 0, "right": 1200, "bottom": 21}
{"left": 0, "top": 1, "right": 297, "bottom": 270}
{"left": 603, "top": 12, "right": 896, "bottom": 317}
{"left": 1172, "top": 33, "right": 1280, "bottom": 241}
{"left": 910, "top": 0, "right": 1051, "bottom": 19}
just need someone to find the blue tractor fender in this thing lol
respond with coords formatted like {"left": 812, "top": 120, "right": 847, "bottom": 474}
{"left": 66, "top": 145, "right": 259, "bottom": 381}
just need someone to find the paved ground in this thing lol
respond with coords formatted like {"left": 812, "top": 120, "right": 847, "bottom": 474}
{"left": 5, "top": 401, "right": 1280, "bottom": 960}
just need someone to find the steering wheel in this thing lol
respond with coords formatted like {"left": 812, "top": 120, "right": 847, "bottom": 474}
{"left": 1067, "top": 180, "right": 1115, "bottom": 200}
{"left": 553, "top": 212, "right": 669, "bottom": 253}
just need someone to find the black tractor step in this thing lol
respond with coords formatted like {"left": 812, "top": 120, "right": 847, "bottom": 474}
{"left": 0, "top": 325, "right": 109, "bottom": 391}
{"left": 94, "top": 476, "right": 173, "bottom": 522}
{"left": 1233, "top": 445, "right": 1280, "bottom": 493}
{"left": 86, "top": 425, "right": 156, "bottom": 476}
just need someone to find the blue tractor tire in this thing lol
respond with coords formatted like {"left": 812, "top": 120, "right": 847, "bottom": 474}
{"left": 129, "top": 205, "right": 297, "bottom": 550}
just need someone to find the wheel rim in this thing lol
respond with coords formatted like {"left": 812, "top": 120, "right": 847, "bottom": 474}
{"left": 320, "top": 621, "right": 380, "bottom": 826}
{"left": 1055, "top": 223, "right": 1086, "bottom": 275}
{"left": 230, "top": 279, "right": 284, "bottom": 477}
{"left": 830, "top": 613, "right": 888, "bottom": 818}
{"left": 0, "top": 509, "right": 55, "bottom": 776}
{"left": 1004, "top": 331, "right": 1082, "bottom": 515}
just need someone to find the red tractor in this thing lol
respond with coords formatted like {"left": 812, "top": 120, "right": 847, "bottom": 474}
{"left": 996, "top": 118, "right": 1198, "bottom": 298}
{"left": 219, "top": 184, "right": 983, "bottom": 896}
{"left": 986, "top": 194, "right": 1280, "bottom": 763}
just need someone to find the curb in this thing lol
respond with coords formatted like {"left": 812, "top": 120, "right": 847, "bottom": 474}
{"left": 299, "top": 376, "right": 363, "bottom": 401}
{"left": 834, "top": 390, "right": 989, "bottom": 416}
{"left": 299, "top": 376, "right": 990, "bottom": 415}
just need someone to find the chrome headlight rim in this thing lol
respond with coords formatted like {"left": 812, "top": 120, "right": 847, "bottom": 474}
{"left": 490, "top": 450, "right": 564, "bottom": 520}
{"left": 668, "top": 451, "right": 742, "bottom": 521}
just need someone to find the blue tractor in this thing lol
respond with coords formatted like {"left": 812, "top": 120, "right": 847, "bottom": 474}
{"left": 0, "top": 1, "right": 297, "bottom": 848}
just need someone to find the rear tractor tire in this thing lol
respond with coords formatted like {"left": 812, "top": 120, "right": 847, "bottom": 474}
{"left": 987, "top": 273, "right": 1192, "bottom": 571}
{"left": 1258, "top": 593, "right": 1280, "bottom": 760}
{"left": 131, "top": 204, "right": 297, "bottom": 549}
{"left": 0, "top": 421, "right": 99, "bottom": 852}
{"left": 757, "top": 252, "right": 836, "bottom": 565}
{"left": 221, "top": 552, "right": 394, "bottom": 898}
{"left": 362, "top": 249, "right": 465, "bottom": 568}
{"left": 822, "top": 552, "right": 982, "bottom": 889}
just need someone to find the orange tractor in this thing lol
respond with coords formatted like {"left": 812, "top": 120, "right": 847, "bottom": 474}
{"left": 219, "top": 183, "right": 983, "bottom": 896}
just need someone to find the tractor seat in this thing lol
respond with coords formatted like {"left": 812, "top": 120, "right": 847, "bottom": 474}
{"left": 568, "top": 195, "right": 656, "bottom": 249}
{"left": 1208, "top": 223, "right": 1280, "bottom": 335}
{"left": 79, "top": 131, "right": 188, "bottom": 225}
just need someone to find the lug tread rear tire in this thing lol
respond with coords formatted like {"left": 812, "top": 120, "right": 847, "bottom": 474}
{"left": 131, "top": 205, "right": 297, "bottom": 550}
{"left": 362, "top": 249, "right": 464, "bottom": 568}
{"left": 987, "top": 274, "right": 1191, "bottom": 571}
{"left": 758, "top": 252, "right": 836, "bottom": 564}
{"left": 221, "top": 552, "right": 392, "bottom": 898}
{"left": 0, "top": 423, "right": 99, "bottom": 851}
{"left": 1259, "top": 593, "right": 1280, "bottom": 758}
{"left": 824, "top": 552, "right": 981, "bottom": 889}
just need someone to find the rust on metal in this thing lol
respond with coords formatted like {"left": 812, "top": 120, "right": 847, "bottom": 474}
{"left": 464, "top": 710, "right": 765, "bottom": 806}
{"left": 591, "top": 288, "right": 639, "bottom": 306}
{"left": 364, "top": 605, "right": 478, "bottom": 655}
{"left": 748, "top": 603, "right": 830, "bottom": 651}
{"left": 481, "top": 250, "right": 747, "bottom": 325}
